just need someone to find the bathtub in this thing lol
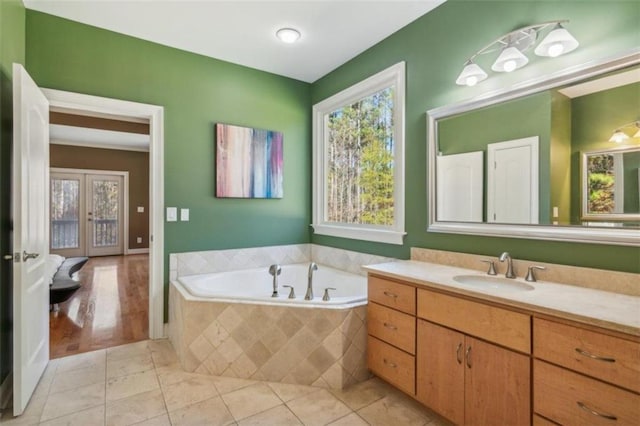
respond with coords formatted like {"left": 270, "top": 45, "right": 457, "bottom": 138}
{"left": 169, "top": 262, "right": 370, "bottom": 389}
{"left": 177, "top": 263, "right": 367, "bottom": 308}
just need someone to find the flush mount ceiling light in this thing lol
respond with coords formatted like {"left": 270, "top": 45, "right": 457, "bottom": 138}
{"left": 456, "top": 20, "right": 579, "bottom": 86}
{"left": 276, "top": 27, "right": 301, "bottom": 44}
{"left": 609, "top": 121, "right": 640, "bottom": 143}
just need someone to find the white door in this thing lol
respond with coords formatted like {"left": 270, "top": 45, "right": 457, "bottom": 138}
{"left": 12, "top": 64, "right": 50, "bottom": 416}
{"left": 487, "top": 136, "right": 539, "bottom": 224}
{"left": 87, "top": 174, "right": 124, "bottom": 256}
{"left": 436, "top": 151, "right": 483, "bottom": 222}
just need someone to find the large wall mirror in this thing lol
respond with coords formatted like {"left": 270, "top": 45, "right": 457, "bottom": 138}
{"left": 427, "top": 51, "right": 639, "bottom": 246}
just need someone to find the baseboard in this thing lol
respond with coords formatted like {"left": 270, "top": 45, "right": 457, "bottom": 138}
{"left": 127, "top": 248, "right": 149, "bottom": 255}
{"left": 0, "top": 372, "right": 12, "bottom": 410}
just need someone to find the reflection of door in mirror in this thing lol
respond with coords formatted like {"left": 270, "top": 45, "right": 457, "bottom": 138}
{"left": 582, "top": 148, "right": 640, "bottom": 220}
{"left": 436, "top": 151, "right": 483, "bottom": 222}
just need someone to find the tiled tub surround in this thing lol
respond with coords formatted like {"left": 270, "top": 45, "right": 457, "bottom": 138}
{"left": 169, "top": 244, "right": 393, "bottom": 389}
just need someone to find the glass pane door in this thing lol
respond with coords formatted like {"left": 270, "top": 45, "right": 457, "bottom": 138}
{"left": 50, "top": 173, "right": 84, "bottom": 257}
{"left": 88, "top": 174, "right": 124, "bottom": 256}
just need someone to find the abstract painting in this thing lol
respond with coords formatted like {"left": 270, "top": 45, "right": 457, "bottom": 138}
{"left": 216, "top": 123, "right": 283, "bottom": 198}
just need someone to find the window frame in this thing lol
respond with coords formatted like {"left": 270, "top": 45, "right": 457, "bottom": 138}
{"left": 312, "top": 62, "right": 406, "bottom": 245}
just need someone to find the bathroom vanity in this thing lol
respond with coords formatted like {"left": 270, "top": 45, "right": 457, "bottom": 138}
{"left": 364, "top": 261, "right": 640, "bottom": 426}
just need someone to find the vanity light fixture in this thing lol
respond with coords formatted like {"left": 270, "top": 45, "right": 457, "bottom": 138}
{"left": 276, "top": 27, "right": 301, "bottom": 44}
{"left": 456, "top": 20, "right": 579, "bottom": 86}
{"left": 609, "top": 121, "right": 640, "bottom": 143}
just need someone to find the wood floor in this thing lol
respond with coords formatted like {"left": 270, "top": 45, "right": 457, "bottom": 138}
{"left": 49, "top": 254, "right": 149, "bottom": 359}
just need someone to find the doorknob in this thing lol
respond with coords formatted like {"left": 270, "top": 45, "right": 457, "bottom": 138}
{"left": 23, "top": 251, "right": 39, "bottom": 261}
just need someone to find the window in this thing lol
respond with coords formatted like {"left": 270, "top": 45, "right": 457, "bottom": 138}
{"left": 312, "top": 62, "right": 405, "bottom": 244}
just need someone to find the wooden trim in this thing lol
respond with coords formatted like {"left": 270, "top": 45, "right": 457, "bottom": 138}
{"left": 127, "top": 248, "right": 149, "bottom": 255}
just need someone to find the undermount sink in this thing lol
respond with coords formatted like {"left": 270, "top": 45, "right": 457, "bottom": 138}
{"left": 453, "top": 275, "right": 535, "bottom": 292}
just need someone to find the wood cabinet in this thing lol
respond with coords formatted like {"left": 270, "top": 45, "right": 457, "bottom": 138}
{"left": 416, "top": 318, "right": 530, "bottom": 425}
{"left": 533, "top": 318, "right": 640, "bottom": 425}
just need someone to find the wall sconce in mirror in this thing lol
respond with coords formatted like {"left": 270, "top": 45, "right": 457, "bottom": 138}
{"left": 609, "top": 121, "right": 640, "bottom": 143}
{"left": 456, "top": 20, "right": 579, "bottom": 87}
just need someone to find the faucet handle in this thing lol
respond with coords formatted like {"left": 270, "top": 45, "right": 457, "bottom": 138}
{"left": 480, "top": 259, "right": 497, "bottom": 276}
{"left": 283, "top": 285, "right": 296, "bottom": 299}
{"left": 322, "top": 287, "right": 336, "bottom": 301}
{"left": 525, "top": 266, "right": 546, "bottom": 282}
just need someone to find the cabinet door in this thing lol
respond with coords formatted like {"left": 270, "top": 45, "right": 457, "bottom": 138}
{"left": 465, "top": 336, "right": 531, "bottom": 426}
{"left": 416, "top": 320, "right": 465, "bottom": 425}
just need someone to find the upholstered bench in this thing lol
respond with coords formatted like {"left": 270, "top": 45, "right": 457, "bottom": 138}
{"left": 50, "top": 256, "right": 89, "bottom": 311}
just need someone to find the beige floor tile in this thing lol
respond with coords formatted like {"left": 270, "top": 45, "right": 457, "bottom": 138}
{"left": 39, "top": 405, "right": 105, "bottom": 426}
{"left": 237, "top": 404, "right": 302, "bottom": 426}
{"left": 107, "top": 341, "right": 151, "bottom": 362}
{"left": 267, "top": 382, "right": 318, "bottom": 403}
{"left": 212, "top": 376, "right": 257, "bottom": 395}
{"left": 327, "top": 412, "right": 369, "bottom": 426}
{"left": 50, "top": 364, "right": 106, "bottom": 394}
{"left": 105, "top": 389, "right": 167, "bottom": 426}
{"left": 55, "top": 349, "right": 106, "bottom": 373}
{"left": 106, "top": 370, "right": 159, "bottom": 402}
{"left": 286, "top": 389, "right": 351, "bottom": 426}
{"left": 221, "top": 383, "right": 282, "bottom": 421}
{"left": 132, "top": 413, "right": 172, "bottom": 426}
{"left": 330, "top": 377, "right": 388, "bottom": 410}
{"left": 148, "top": 340, "right": 179, "bottom": 368}
{"left": 32, "top": 362, "right": 59, "bottom": 400}
{"left": 161, "top": 374, "right": 219, "bottom": 412}
{"left": 107, "top": 352, "right": 155, "bottom": 379}
{"left": 156, "top": 367, "right": 203, "bottom": 388}
{"left": 0, "top": 395, "right": 47, "bottom": 426}
{"left": 357, "top": 392, "right": 433, "bottom": 426}
{"left": 168, "top": 396, "right": 235, "bottom": 426}
{"left": 40, "top": 382, "right": 105, "bottom": 422}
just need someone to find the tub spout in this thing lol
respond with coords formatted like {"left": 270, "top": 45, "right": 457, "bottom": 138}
{"left": 305, "top": 262, "right": 318, "bottom": 300}
{"left": 268, "top": 264, "right": 281, "bottom": 297}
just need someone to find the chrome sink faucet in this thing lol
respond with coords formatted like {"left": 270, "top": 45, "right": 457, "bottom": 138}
{"left": 268, "top": 264, "right": 281, "bottom": 297}
{"left": 499, "top": 252, "right": 516, "bottom": 278}
{"left": 305, "top": 262, "right": 318, "bottom": 300}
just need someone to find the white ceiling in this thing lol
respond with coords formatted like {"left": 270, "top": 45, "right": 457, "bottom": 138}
{"left": 50, "top": 124, "right": 150, "bottom": 151}
{"left": 23, "top": 0, "right": 446, "bottom": 83}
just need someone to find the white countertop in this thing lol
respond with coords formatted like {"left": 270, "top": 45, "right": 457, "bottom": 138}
{"left": 363, "top": 260, "right": 640, "bottom": 337}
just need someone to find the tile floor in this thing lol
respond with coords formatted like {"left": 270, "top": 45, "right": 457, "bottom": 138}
{"left": 1, "top": 340, "right": 452, "bottom": 426}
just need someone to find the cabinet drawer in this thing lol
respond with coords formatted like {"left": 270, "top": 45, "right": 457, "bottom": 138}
{"left": 368, "top": 336, "right": 415, "bottom": 395}
{"left": 368, "top": 276, "right": 416, "bottom": 315}
{"left": 368, "top": 302, "right": 416, "bottom": 354}
{"left": 417, "top": 289, "right": 531, "bottom": 353}
{"left": 534, "top": 360, "right": 640, "bottom": 426}
{"left": 533, "top": 414, "right": 558, "bottom": 426}
{"left": 534, "top": 318, "right": 640, "bottom": 393}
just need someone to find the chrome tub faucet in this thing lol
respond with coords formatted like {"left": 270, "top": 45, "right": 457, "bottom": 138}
{"left": 499, "top": 252, "right": 516, "bottom": 278}
{"left": 268, "top": 264, "right": 281, "bottom": 297}
{"left": 305, "top": 262, "right": 318, "bottom": 300}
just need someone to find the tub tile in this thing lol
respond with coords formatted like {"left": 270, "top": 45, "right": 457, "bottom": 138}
{"left": 308, "top": 345, "right": 337, "bottom": 373}
{"left": 202, "top": 349, "right": 231, "bottom": 375}
{"left": 285, "top": 359, "right": 321, "bottom": 385}
{"left": 321, "top": 363, "right": 349, "bottom": 389}
{"left": 218, "top": 306, "right": 244, "bottom": 333}
{"left": 229, "top": 353, "right": 258, "bottom": 378}
{"left": 277, "top": 314, "right": 303, "bottom": 338}
{"left": 231, "top": 322, "right": 257, "bottom": 351}
{"left": 322, "top": 329, "right": 345, "bottom": 360}
{"left": 340, "top": 342, "right": 365, "bottom": 376}
{"left": 290, "top": 327, "right": 320, "bottom": 359}
{"left": 203, "top": 320, "right": 231, "bottom": 348}
{"left": 352, "top": 321, "right": 368, "bottom": 352}
{"left": 259, "top": 326, "right": 288, "bottom": 354}
{"left": 188, "top": 335, "right": 214, "bottom": 363}
{"left": 169, "top": 395, "right": 234, "bottom": 426}
{"left": 245, "top": 340, "right": 271, "bottom": 368}
{"left": 308, "top": 312, "right": 335, "bottom": 340}
{"left": 217, "top": 336, "right": 243, "bottom": 363}
{"left": 259, "top": 344, "right": 302, "bottom": 382}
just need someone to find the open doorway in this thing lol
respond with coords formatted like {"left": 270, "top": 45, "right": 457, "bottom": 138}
{"left": 47, "top": 111, "right": 152, "bottom": 358}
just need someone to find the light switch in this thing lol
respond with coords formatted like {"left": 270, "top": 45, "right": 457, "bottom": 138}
{"left": 137, "top": 206, "right": 144, "bottom": 213}
{"left": 552, "top": 206, "right": 559, "bottom": 218}
{"left": 166, "top": 207, "right": 177, "bottom": 222}
{"left": 180, "top": 208, "right": 190, "bottom": 221}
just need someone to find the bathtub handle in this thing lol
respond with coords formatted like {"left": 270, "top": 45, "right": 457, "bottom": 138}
{"left": 383, "top": 291, "right": 398, "bottom": 299}
{"left": 322, "top": 287, "right": 336, "bottom": 301}
{"left": 283, "top": 285, "right": 296, "bottom": 299}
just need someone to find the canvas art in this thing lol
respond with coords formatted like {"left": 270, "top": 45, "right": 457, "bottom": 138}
{"left": 216, "top": 123, "right": 284, "bottom": 198}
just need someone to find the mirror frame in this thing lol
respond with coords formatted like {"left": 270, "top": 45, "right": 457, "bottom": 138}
{"left": 427, "top": 50, "right": 640, "bottom": 247}
{"left": 581, "top": 147, "right": 640, "bottom": 222}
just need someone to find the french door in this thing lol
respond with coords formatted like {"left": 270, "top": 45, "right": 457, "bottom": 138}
{"left": 50, "top": 170, "right": 125, "bottom": 257}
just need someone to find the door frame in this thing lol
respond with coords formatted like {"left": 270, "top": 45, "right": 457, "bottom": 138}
{"left": 43, "top": 88, "right": 165, "bottom": 339}
{"left": 50, "top": 168, "right": 129, "bottom": 257}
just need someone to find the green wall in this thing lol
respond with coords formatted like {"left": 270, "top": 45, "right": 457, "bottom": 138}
{"left": 0, "top": 0, "right": 25, "bottom": 389}
{"left": 311, "top": 0, "right": 640, "bottom": 273}
{"left": 438, "top": 92, "right": 552, "bottom": 223}
{"left": 623, "top": 151, "right": 640, "bottom": 214}
{"left": 25, "top": 10, "right": 312, "bottom": 312}
{"left": 550, "top": 91, "right": 572, "bottom": 224}
{"left": 570, "top": 82, "right": 640, "bottom": 221}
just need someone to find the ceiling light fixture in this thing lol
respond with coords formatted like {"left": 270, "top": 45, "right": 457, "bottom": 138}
{"left": 276, "top": 28, "right": 301, "bottom": 44}
{"left": 456, "top": 20, "right": 579, "bottom": 86}
{"left": 608, "top": 121, "right": 640, "bottom": 143}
